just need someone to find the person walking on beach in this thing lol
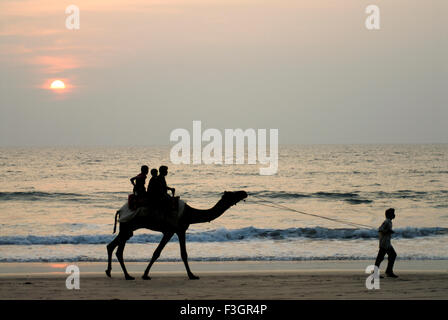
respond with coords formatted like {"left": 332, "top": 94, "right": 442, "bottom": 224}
{"left": 374, "top": 208, "right": 398, "bottom": 278}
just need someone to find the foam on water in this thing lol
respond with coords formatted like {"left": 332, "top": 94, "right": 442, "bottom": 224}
{"left": 0, "top": 226, "right": 446, "bottom": 245}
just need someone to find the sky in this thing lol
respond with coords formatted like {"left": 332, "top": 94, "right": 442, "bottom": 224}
{"left": 0, "top": 0, "right": 446, "bottom": 146}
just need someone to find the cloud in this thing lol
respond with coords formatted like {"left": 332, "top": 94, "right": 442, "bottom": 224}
{"left": 27, "top": 55, "right": 81, "bottom": 74}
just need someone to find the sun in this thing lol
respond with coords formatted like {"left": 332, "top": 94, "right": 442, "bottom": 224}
{"left": 50, "top": 80, "right": 66, "bottom": 90}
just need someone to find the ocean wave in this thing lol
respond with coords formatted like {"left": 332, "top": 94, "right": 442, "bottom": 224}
{"left": 251, "top": 191, "right": 357, "bottom": 199}
{"left": 0, "top": 191, "right": 127, "bottom": 203}
{"left": 1, "top": 226, "right": 446, "bottom": 245}
{"left": 249, "top": 190, "right": 448, "bottom": 204}
{"left": 249, "top": 191, "right": 372, "bottom": 204}
{"left": 2, "top": 189, "right": 446, "bottom": 205}
{"left": 0, "top": 191, "right": 90, "bottom": 202}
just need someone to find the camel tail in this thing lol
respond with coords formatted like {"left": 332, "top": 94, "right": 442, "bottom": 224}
{"left": 113, "top": 211, "right": 119, "bottom": 234}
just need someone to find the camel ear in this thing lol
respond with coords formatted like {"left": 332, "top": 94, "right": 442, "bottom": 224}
{"left": 222, "top": 191, "right": 233, "bottom": 200}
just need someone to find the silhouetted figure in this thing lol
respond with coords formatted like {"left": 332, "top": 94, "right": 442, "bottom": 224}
{"left": 128, "top": 165, "right": 149, "bottom": 210}
{"left": 149, "top": 165, "right": 175, "bottom": 211}
{"left": 146, "top": 168, "right": 159, "bottom": 204}
{"left": 375, "top": 208, "right": 398, "bottom": 278}
{"left": 130, "top": 165, "right": 149, "bottom": 198}
{"left": 156, "top": 165, "right": 175, "bottom": 198}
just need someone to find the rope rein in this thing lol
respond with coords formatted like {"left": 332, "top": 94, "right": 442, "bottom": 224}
{"left": 247, "top": 193, "right": 374, "bottom": 230}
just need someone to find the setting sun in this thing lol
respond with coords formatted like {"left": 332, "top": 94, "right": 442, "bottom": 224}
{"left": 50, "top": 80, "right": 65, "bottom": 90}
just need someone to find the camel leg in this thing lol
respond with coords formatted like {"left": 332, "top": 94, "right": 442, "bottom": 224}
{"left": 177, "top": 231, "right": 199, "bottom": 280}
{"left": 142, "top": 232, "right": 174, "bottom": 280}
{"left": 116, "top": 239, "right": 134, "bottom": 280}
{"left": 105, "top": 234, "right": 121, "bottom": 277}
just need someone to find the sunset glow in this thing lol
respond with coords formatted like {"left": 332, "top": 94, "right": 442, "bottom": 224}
{"left": 50, "top": 263, "right": 68, "bottom": 269}
{"left": 50, "top": 80, "right": 65, "bottom": 90}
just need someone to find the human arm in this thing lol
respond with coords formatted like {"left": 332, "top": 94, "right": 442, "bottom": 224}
{"left": 378, "top": 220, "right": 393, "bottom": 234}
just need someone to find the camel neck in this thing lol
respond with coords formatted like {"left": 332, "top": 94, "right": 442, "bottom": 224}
{"left": 188, "top": 198, "right": 231, "bottom": 224}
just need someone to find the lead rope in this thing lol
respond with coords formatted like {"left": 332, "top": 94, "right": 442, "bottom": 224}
{"left": 247, "top": 193, "right": 374, "bottom": 230}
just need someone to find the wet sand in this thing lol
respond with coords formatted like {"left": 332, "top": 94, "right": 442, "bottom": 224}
{"left": 0, "top": 261, "right": 447, "bottom": 299}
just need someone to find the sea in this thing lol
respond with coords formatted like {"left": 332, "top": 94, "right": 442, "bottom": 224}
{"left": 0, "top": 144, "right": 447, "bottom": 263}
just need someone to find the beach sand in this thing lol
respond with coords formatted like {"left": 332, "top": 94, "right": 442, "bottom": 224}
{"left": 0, "top": 261, "right": 447, "bottom": 300}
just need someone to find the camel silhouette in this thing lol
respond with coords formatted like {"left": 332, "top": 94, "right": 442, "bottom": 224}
{"left": 106, "top": 191, "right": 247, "bottom": 280}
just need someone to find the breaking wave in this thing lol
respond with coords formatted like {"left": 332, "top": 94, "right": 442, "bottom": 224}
{"left": 1, "top": 226, "right": 446, "bottom": 245}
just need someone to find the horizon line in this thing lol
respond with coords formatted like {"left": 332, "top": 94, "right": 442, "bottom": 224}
{"left": 0, "top": 142, "right": 447, "bottom": 148}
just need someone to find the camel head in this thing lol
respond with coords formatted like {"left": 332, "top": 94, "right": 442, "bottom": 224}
{"left": 221, "top": 190, "right": 248, "bottom": 207}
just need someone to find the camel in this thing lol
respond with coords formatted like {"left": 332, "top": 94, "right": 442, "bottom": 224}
{"left": 105, "top": 190, "right": 247, "bottom": 280}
